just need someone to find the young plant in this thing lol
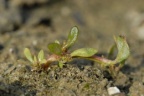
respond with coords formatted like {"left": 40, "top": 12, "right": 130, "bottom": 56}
{"left": 24, "top": 48, "right": 47, "bottom": 69}
{"left": 24, "top": 26, "right": 130, "bottom": 76}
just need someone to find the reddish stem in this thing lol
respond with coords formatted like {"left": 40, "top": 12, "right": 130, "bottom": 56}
{"left": 41, "top": 54, "right": 60, "bottom": 70}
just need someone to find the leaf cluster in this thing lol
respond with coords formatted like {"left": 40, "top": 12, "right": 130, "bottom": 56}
{"left": 24, "top": 48, "right": 46, "bottom": 68}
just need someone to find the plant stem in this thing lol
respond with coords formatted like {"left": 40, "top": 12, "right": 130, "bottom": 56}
{"left": 41, "top": 54, "right": 59, "bottom": 70}
{"left": 86, "top": 55, "right": 114, "bottom": 66}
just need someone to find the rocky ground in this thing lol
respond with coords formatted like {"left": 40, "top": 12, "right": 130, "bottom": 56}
{"left": 0, "top": 0, "right": 144, "bottom": 96}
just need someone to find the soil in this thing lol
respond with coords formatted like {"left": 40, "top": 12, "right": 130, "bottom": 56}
{"left": 0, "top": 0, "right": 144, "bottom": 96}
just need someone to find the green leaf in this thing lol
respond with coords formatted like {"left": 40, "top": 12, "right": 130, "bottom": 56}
{"left": 33, "top": 55, "right": 37, "bottom": 64}
{"left": 24, "top": 48, "right": 34, "bottom": 63}
{"left": 58, "top": 62, "right": 64, "bottom": 68}
{"left": 107, "top": 44, "right": 116, "bottom": 59}
{"left": 63, "top": 26, "right": 79, "bottom": 50}
{"left": 41, "top": 59, "right": 47, "bottom": 64}
{"left": 38, "top": 50, "right": 44, "bottom": 62}
{"left": 48, "top": 43, "right": 62, "bottom": 55}
{"left": 114, "top": 36, "right": 130, "bottom": 63}
{"left": 71, "top": 48, "right": 97, "bottom": 57}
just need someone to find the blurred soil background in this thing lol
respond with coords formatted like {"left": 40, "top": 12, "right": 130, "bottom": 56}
{"left": 0, "top": 0, "right": 144, "bottom": 96}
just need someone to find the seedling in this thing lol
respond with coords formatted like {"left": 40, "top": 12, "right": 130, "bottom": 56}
{"left": 24, "top": 48, "right": 47, "bottom": 68}
{"left": 24, "top": 26, "right": 130, "bottom": 76}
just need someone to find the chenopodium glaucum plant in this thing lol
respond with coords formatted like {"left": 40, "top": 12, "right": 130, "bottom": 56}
{"left": 24, "top": 26, "right": 130, "bottom": 76}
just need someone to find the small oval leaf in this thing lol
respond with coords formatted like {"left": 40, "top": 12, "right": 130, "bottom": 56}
{"left": 24, "top": 48, "right": 34, "bottom": 63}
{"left": 38, "top": 50, "right": 44, "bottom": 62}
{"left": 33, "top": 55, "right": 37, "bottom": 64}
{"left": 114, "top": 36, "right": 130, "bottom": 63}
{"left": 71, "top": 48, "right": 97, "bottom": 57}
{"left": 48, "top": 43, "right": 62, "bottom": 55}
{"left": 63, "top": 26, "right": 78, "bottom": 50}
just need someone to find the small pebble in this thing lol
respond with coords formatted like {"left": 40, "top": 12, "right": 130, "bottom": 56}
{"left": 107, "top": 86, "right": 120, "bottom": 95}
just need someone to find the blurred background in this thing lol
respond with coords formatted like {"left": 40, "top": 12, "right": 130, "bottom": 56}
{"left": 0, "top": 0, "right": 144, "bottom": 60}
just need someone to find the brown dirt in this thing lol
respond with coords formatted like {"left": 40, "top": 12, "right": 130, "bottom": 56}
{"left": 0, "top": 0, "right": 144, "bottom": 96}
